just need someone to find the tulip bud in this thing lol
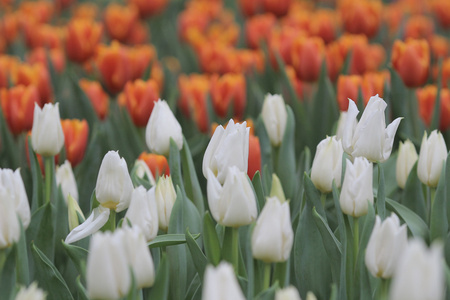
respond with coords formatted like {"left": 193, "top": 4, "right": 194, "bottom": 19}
{"left": 202, "top": 262, "right": 246, "bottom": 300}
{"left": 311, "top": 136, "right": 344, "bottom": 193}
{"left": 132, "top": 159, "right": 156, "bottom": 186}
{"left": 396, "top": 140, "right": 418, "bottom": 189}
{"left": 270, "top": 174, "right": 286, "bottom": 203}
{"left": 340, "top": 157, "right": 373, "bottom": 217}
{"left": 417, "top": 130, "right": 448, "bottom": 187}
{"left": 252, "top": 196, "right": 293, "bottom": 262}
{"left": 31, "top": 103, "right": 65, "bottom": 157}
{"left": 203, "top": 119, "right": 249, "bottom": 184}
{"left": 206, "top": 166, "right": 257, "bottom": 227}
{"left": 275, "top": 286, "right": 301, "bottom": 300}
{"left": 155, "top": 176, "right": 176, "bottom": 231}
{"left": 67, "top": 194, "right": 85, "bottom": 232}
{"left": 261, "top": 94, "right": 287, "bottom": 147}
{"left": 145, "top": 99, "right": 183, "bottom": 156}
{"left": 15, "top": 282, "right": 47, "bottom": 300}
{"left": 0, "top": 168, "right": 30, "bottom": 229}
{"left": 391, "top": 39, "right": 429, "bottom": 88}
{"left": 95, "top": 151, "right": 133, "bottom": 212}
{"left": 306, "top": 292, "right": 318, "bottom": 300}
{"left": 56, "top": 160, "right": 78, "bottom": 204}
{"left": 389, "top": 239, "right": 444, "bottom": 300}
{"left": 365, "top": 213, "right": 407, "bottom": 278}
{"left": 342, "top": 95, "right": 402, "bottom": 162}
{"left": 124, "top": 186, "right": 159, "bottom": 242}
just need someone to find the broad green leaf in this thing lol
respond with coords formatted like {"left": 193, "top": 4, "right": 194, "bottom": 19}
{"left": 252, "top": 171, "right": 266, "bottom": 213}
{"left": 430, "top": 157, "right": 449, "bottom": 242}
{"left": 255, "top": 282, "right": 279, "bottom": 300}
{"left": 357, "top": 204, "right": 376, "bottom": 299}
{"left": 181, "top": 137, "right": 204, "bottom": 214}
{"left": 185, "top": 273, "right": 202, "bottom": 300}
{"left": 402, "top": 162, "right": 426, "bottom": 221}
{"left": 255, "top": 116, "right": 273, "bottom": 175}
{"left": 385, "top": 198, "right": 429, "bottom": 239}
{"left": 0, "top": 104, "right": 19, "bottom": 169}
{"left": 169, "top": 138, "right": 185, "bottom": 194}
{"left": 76, "top": 276, "right": 89, "bottom": 300}
{"left": 61, "top": 241, "right": 88, "bottom": 280}
{"left": 203, "top": 212, "right": 221, "bottom": 266}
{"left": 148, "top": 233, "right": 200, "bottom": 248}
{"left": 27, "top": 202, "right": 54, "bottom": 262}
{"left": 27, "top": 136, "right": 44, "bottom": 212}
{"left": 15, "top": 220, "right": 29, "bottom": 285}
{"left": 186, "top": 229, "right": 207, "bottom": 280}
{"left": 0, "top": 247, "right": 16, "bottom": 300}
{"left": 147, "top": 254, "right": 170, "bottom": 300}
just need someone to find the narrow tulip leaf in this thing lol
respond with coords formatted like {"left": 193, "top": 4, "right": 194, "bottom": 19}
{"left": 0, "top": 247, "right": 16, "bottom": 300}
{"left": 119, "top": 108, "right": 147, "bottom": 155}
{"left": 185, "top": 273, "right": 202, "bottom": 300}
{"left": 402, "top": 162, "right": 427, "bottom": 221}
{"left": 70, "top": 74, "right": 99, "bottom": 127}
{"left": 276, "top": 106, "right": 296, "bottom": 200}
{"left": 430, "top": 158, "right": 448, "bottom": 242}
{"left": 31, "top": 243, "right": 74, "bottom": 300}
{"left": 255, "top": 282, "right": 279, "bottom": 300}
{"left": 15, "top": 220, "right": 29, "bottom": 285}
{"left": 388, "top": 67, "right": 409, "bottom": 137}
{"left": 148, "top": 233, "right": 200, "bottom": 248}
{"left": 27, "top": 136, "right": 44, "bottom": 211}
{"left": 186, "top": 229, "right": 207, "bottom": 280}
{"left": 169, "top": 138, "right": 185, "bottom": 194}
{"left": 245, "top": 224, "right": 255, "bottom": 299}
{"left": 147, "top": 254, "right": 170, "bottom": 300}
{"left": 303, "top": 173, "right": 326, "bottom": 220}
{"left": 26, "top": 202, "right": 54, "bottom": 263}
{"left": 292, "top": 147, "right": 311, "bottom": 218}
{"left": 312, "top": 207, "right": 342, "bottom": 284}
{"left": 76, "top": 276, "right": 89, "bottom": 300}
{"left": 385, "top": 198, "right": 429, "bottom": 239}
{"left": 357, "top": 204, "right": 376, "bottom": 299}
{"left": 203, "top": 212, "right": 221, "bottom": 266}
{"left": 262, "top": 165, "right": 272, "bottom": 197}
{"left": 430, "top": 58, "right": 443, "bottom": 131}
{"left": 252, "top": 171, "right": 266, "bottom": 213}
{"left": 181, "top": 137, "right": 204, "bottom": 214}
{"left": 255, "top": 116, "right": 273, "bottom": 175}
{"left": 61, "top": 241, "right": 88, "bottom": 279}
{"left": 376, "top": 163, "right": 386, "bottom": 220}
{"left": 54, "top": 187, "right": 69, "bottom": 270}
{"left": 272, "top": 260, "right": 288, "bottom": 288}
{"left": 0, "top": 105, "right": 19, "bottom": 168}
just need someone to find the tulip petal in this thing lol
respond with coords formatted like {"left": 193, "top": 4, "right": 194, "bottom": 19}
{"left": 342, "top": 99, "right": 359, "bottom": 154}
{"left": 382, "top": 117, "right": 402, "bottom": 162}
{"left": 65, "top": 206, "right": 110, "bottom": 244}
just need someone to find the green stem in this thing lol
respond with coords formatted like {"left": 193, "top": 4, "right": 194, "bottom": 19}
{"left": 262, "top": 263, "right": 271, "bottom": 291}
{"left": 427, "top": 186, "right": 431, "bottom": 226}
{"left": 353, "top": 217, "right": 359, "bottom": 273}
{"left": 44, "top": 156, "right": 54, "bottom": 204}
{"left": 407, "top": 88, "right": 419, "bottom": 139}
{"left": 320, "top": 193, "right": 326, "bottom": 209}
{"left": 0, "top": 249, "right": 7, "bottom": 274}
{"left": 378, "top": 278, "right": 390, "bottom": 300}
{"left": 101, "top": 210, "right": 116, "bottom": 232}
{"left": 223, "top": 227, "right": 239, "bottom": 271}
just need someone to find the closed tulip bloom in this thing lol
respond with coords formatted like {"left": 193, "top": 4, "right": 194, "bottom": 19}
{"left": 396, "top": 140, "right": 418, "bottom": 189}
{"left": 311, "top": 136, "right": 344, "bottom": 193}
{"left": 207, "top": 166, "right": 257, "bottom": 227}
{"left": 124, "top": 186, "right": 159, "bottom": 242}
{"left": 202, "top": 262, "right": 246, "bottom": 300}
{"left": 146, "top": 99, "right": 183, "bottom": 156}
{"left": 87, "top": 231, "right": 131, "bottom": 299}
{"left": 0, "top": 169, "right": 30, "bottom": 229}
{"left": 155, "top": 176, "right": 176, "bottom": 231}
{"left": 275, "top": 286, "right": 301, "bottom": 300}
{"left": 391, "top": 39, "right": 429, "bottom": 88}
{"left": 66, "top": 19, "right": 102, "bottom": 63}
{"left": 365, "top": 213, "right": 407, "bottom": 278}
{"left": 417, "top": 130, "right": 448, "bottom": 187}
{"left": 340, "top": 157, "right": 373, "bottom": 217}
{"left": 389, "top": 239, "right": 444, "bottom": 300}
{"left": 203, "top": 119, "right": 249, "bottom": 184}
{"left": 0, "top": 189, "right": 21, "bottom": 249}
{"left": 31, "top": 103, "right": 64, "bottom": 157}
{"left": 122, "top": 79, "right": 159, "bottom": 127}
{"left": 56, "top": 160, "right": 79, "bottom": 204}
{"left": 95, "top": 151, "right": 133, "bottom": 212}
{"left": 15, "top": 282, "right": 46, "bottom": 300}
{"left": 342, "top": 95, "right": 402, "bottom": 163}
{"left": 61, "top": 119, "right": 89, "bottom": 167}
{"left": 79, "top": 79, "right": 109, "bottom": 120}
{"left": 252, "top": 196, "right": 293, "bottom": 262}
{"left": 261, "top": 94, "right": 287, "bottom": 147}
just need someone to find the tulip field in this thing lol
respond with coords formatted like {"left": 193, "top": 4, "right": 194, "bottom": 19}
{"left": 3, "top": 0, "right": 450, "bottom": 299}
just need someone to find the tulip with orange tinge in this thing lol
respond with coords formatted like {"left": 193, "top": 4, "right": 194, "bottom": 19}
{"left": 79, "top": 79, "right": 109, "bottom": 120}
{"left": 392, "top": 39, "right": 430, "bottom": 88}
{"left": 27, "top": 47, "right": 65, "bottom": 74}
{"left": 337, "top": 75, "right": 362, "bottom": 111}
{"left": 13, "top": 63, "right": 52, "bottom": 104}
{"left": 61, "top": 119, "right": 89, "bottom": 167}
{"left": 121, "top": 79, "right": 159, "bottom": 127}
{"left": 431, "top": 0, "right": 450, "bottom": 29}
{"left": 138, "top": 152, "right": 170, "bottom": 178}
{"left": 339, "top": 0, "right": 382, "bottom": 39}
{"left": 417, "top": 85, "right": 450, "bottom": 131}
{"left": 104, "top": 4, "right": 138, "bottom": 43}
{"left": 404, "top": 15, "right": 434, "bottom": 40}
{"left": 210, "top": 73, "right": 246, "bottom": 120}
{"left": 291, "top": 36, "right": 325, "bottom": 82}
{"left": 245, "top": 13, "right": 276, "bottom": 49}
{"left": 66, "top": 19, "right": 102, "bottom": 64}
{"left": 128, "top": 0, "right": 168, "bottom": 18}
{"left": 239, "top": 0, "right": 261, "bottom": 17}
{"left": 262, "top": 0, "right": 292, "bottom": 17}
{"left": 248, "top": 134, "right": 261, "bottom": 179}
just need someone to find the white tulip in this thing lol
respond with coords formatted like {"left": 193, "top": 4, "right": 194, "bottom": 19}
{"left": 145, "top": 99, "right": 183, "bottom": 156}
{"left": 389, "top": 239, "right": 444, "bottom": 300}
{"left": 261, "top": 94, "right": 287, "bottom": 146}
{"left": 86, "top": 231, "right": 131, "bottom": 299}
{"left": 365, "top": 213, "right": 407, "bottom": 278}
{"left": 417, "top": 130, "right": 448, "bottom": 187}
{"left": 342, "top": 95, "right": 402, "bottom": 162}
{"left": 0, "top": 190, "right": 20, "bottom": 249}
{"left": 335, "top": 111, "right": 347, "bottom": 141}
{"left": 206, "top": 166, "right": 257, "bottom": 227}
{"left": 15, "top": 282, "right": 46, "bottom": 300}
{"left": 310, "top": 136, "right": 344, "bottom": 193}
{"left": 31, "top": 103, "right": 64, "bottom": 157}
{"left": 95, "top": 151, "right": 133, "bottom": 212}
{"left": 0, "top": 168, "right": 30, "bottom": 228}
{"left": 65, "top": 206, "right": 110, "bottom": 244}
{"left": 133, "top": 159, "right": 156, "bottom": 186}
{"left": 56, "top": 160, "right": 79, "bottom": 204}
{"left": 124, "top": 186, "right": 159, "bottom": 242}
{"left": 396, "top": 140, "right": 418, "bottom": 189}
{"left": 155, "top": 176, "right": 177, "bottom": 231}
{"left": 203, "top": 119, "right": 249, "bottom": 184}
{"left": 252, "top": 196, "right": 293, "bottom": 262}
{"left": 339, "top": 157, "right": 373, "bottom": 217}
{"left": 275, "top": 286, "right": 301, "bottom": 300}
{"left": 202, "top": 262, "right": 246, "bottom": 300}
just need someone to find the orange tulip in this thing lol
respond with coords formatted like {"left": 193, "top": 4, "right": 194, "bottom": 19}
{"left": 268, "top": 26, "right": 302, "bottom": 67}
{"left": 27, "top": 47, "right": 65, "bottom": 73}
{"left": 362, "top": 71, "right": 389, "bottom": 100}
{"left": 138, "top": 152, "right": 170, "bottom": 177}
{"left": 308, "top": 9, "right": 338, "bottom": 44}
{"left": 120, "top": 79, "right": 159, "bottom": 127}
{"left": 18, "top": 1, "right": 54, "bottom": 24}
{"left": 245, "top": 13, "right": 276, "bottom": 49}
{"left": 22, "top": 22, "right": 65, "bottom": 50}
{"left": 339, "top": 0, "right": 382, "bottom": 39}
{"left": 391, "top": 39, "right": 430, "bottom": 88}
{"left": 337, "top": 75, "right": 363, "bottom": 111}
{"left": 210, "top": 73, "right": 246, "bottom": 120}
{"left": 66, "top": 19, "right": 103, "bottom": 63}
{"left": 61, "top": 119, "right": 89, "bottom": 167}
{"left": 177, "top": 9, "right": 210, "bottom": 43}
{"left": 248, "top": 134, "right": 261, "bottom": 179}
{"left": 197, "top": 43, "right": 237, "bottom": 74}
{"left": 126, "top": 21, "right": 149, "bottom": 45}
{"left": 239, "top": 0, "right": 261, "bottom": 17}
{"left": 403, "top": 15, "right": 434, "bottom": 40}
{"left": 285, "top": 65, "right": 304, "bottom": 100}
{"left": 104, "top": 4, "right": 138, "bottom": 43}
{"left": 178, "top": 74, "right": 210, "bottom": 133}
{"left": 383, "top": 3, "right": 404, "bottom": 36}
{"left": 128, "top": 44, "right": 158, "bottom": 81}
{"left": 417, "top": 85, "right": 450, "bottom": 131}
{"left": 430, "top": 35, "right": 449, "bottom": 61}
{"left": 326, "top": 41, "right": 344, "bottom": 81}
{"left": 79, "top": 79, "right": 109, "bottom": 120}
{"left": 262, "top": 0, "right": 292, "bottom": 17}
{"left": 0, "top": 55, "right": 19, "bottom": 89}
{"left": 291, "top": 36, "right": 326, "bottom": 82}
{"left": 0, "top": 13, "right": 19, "bottom": 45}
{"left": 431, "top": 0, "right": 450, "bottom": 29}
{"left": 128, "top": 0, "right": 168, "bottom": 17}
{"left": 12, "top": 63, "right": 52, "bottom": 104}
{"left": 72, "top": 3, "right": 99, "bottom": 20}
{"left": 0, "top": 85, "right": 39, "bottom": 135}
{"left": 235, "top": 49, "right": 264, "bottom": 74}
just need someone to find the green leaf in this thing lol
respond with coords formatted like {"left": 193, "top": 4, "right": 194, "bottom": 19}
{"left": 76, "top": 276, "right": 89, "bottom": 300}
{"left": 255, "top": 282, "right": 279, "bottom": 300}
{"left": 186, "top": 228, "right": 207, "bottom": 281}
{"left": 0, "top": 247, "right": 16, "bottom": 300}
{"left": 376, "top": 163, "right": 386, "bottom": 219}
{"left": 402, "top": 162, "right": 426, "bottom": 221}
{"left": 27, "top": 136, "right": 44, "bottom": 212}
{"left": 181, "top": 137, "right": 204, "bottom": 214}
{"left": 0, "top": 103, "right": 19, "bottom": 168}
{"left": 430, "top": 58, "right": 443, "bottom": 131}
{"left": 169, "top": 138, "right": 185, "bottom": 194}
{"left": 26, "top": 202, "right": 54, "bottom": 262}
{"left": 255, "top": 116, "right": 273, "bottom": 175}
{"left": 31, "top": 243, "right": 74, "bottom": 300}
{"left": 147, "top": 254, "right": 170, "bottom": 300}
{"left": 15, "top": 220, "right": 29, "bottom": 285}
{"left": 430, "top": 158, "right": 448, "bottom": 242}
{"left": 148, "top": 233, "right": 200, "bottom": 248}
{"left": 357, "top": 204, "right": 376, "bottom": 299}
{"left": 61, "top": 241, "right": 88, "bottom": 280}
{"left": 203, "top": 212, "right": 221, "bottom": 266}
{"left": 185, "top": 273, "right": 202, "bottom": 300}
{"left": 385, "top": 198, "right": 429, "bottom": 239}
{"left": 252, "top": 171, "right": 266, "bottom": 213}
{"left": 303, "top": 174, "right": 326, "bottom": 220}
